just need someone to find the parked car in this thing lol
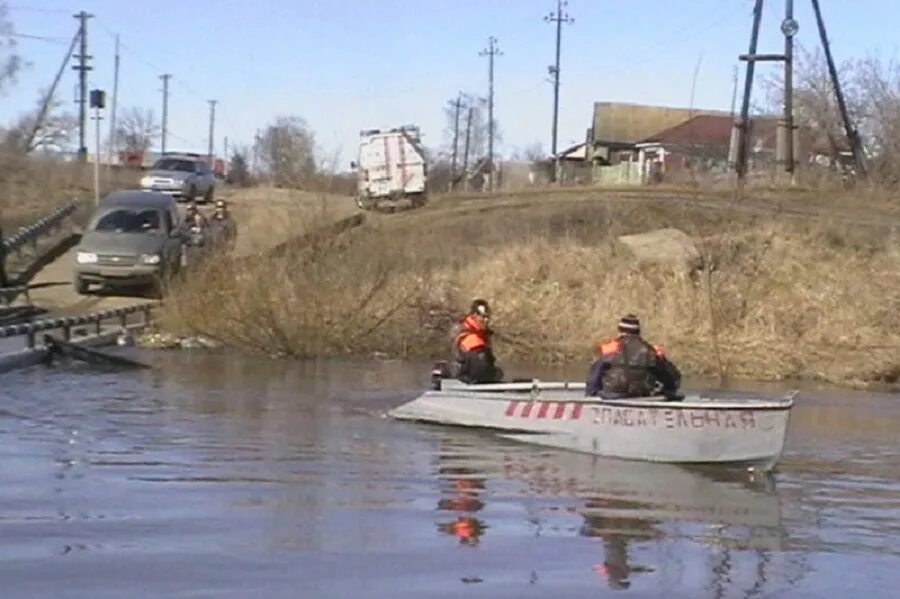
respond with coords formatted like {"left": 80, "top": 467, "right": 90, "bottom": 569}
{"left": 139, "top": 154, "right": 216, "bottom": 203}
{"left": 73, "top": 191, "right": 185, "bottom": 297}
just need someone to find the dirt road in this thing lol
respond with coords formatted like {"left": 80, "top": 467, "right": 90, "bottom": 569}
{"left": 21, "top": 187, "right": 360, "bottom": 317}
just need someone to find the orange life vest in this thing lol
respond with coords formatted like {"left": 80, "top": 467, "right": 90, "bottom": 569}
{"left": 597, "top": 335, "right": 665, "bottom": 358}
{"left": 456, "top": 315, "right": 489, "bottom": 352}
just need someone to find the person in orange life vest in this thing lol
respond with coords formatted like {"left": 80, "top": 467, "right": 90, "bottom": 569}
{"left": 585, "top": 314, "right": 681, "bottom": 398}
{"left": 451, "top": 299, "right": 503, "bottom": 384}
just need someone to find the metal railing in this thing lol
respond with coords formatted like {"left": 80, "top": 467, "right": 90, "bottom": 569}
{"left": 0, "top": 283, "right": 33, "bottom": 306}
{"left": 0, "top": 303, "right": 155, "bottom": 349}
{"left": 1, "top": 200, "right": 80, "bottom": 255}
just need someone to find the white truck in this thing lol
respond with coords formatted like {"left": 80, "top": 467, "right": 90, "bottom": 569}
{"left": 353, "top": 126, "right": 428, "bottom": 210}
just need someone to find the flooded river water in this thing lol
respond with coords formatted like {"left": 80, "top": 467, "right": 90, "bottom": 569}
{"left": 1, "top": 352, "right": 898, "bottom": 598}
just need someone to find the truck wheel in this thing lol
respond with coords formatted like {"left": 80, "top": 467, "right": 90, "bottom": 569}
{"left": 73, "top": 276, "right": 90, "bottom": 295}
{"left": 204, "top": 186, "right": 214, "bottom": 203}
{"left": 186, "top": 185, "right": 197, "bottom": 203}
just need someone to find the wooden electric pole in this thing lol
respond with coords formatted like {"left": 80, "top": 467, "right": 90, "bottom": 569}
{"left": 72, "top": 11, "right": 93, "bottom": 162}
{"left": 480, "top": 36, "right": 501, "bottom": 192}
{"left": 735, "top": 0, "right": 764, "bottom": 182}
{"left": 545, "top": 0, "right": 573, "bottom": 182}
{"left": 159, "top": 74, "right": 171, "bottom": 154}
{"left": 207, "top": 99, "right": 217, "bottom": 163}
{"left": 810, "top": 0, "right": 867, "bottom": 178}
{"left": 462, "top": 105, "right": 473, "bottom": 192}
{"left": 450, "top": 93, "right": 463, "bottom": 190}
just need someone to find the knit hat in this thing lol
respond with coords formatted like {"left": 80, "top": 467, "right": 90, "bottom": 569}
{"left": 470, "top": 299, "right": 491, "bottom": 317}
{"left": 617, "top": 314, "right": 641, "bottom": 334}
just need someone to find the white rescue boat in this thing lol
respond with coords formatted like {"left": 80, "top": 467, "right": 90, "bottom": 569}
{"left": 389, "top": 378, "right": 795, "bottom": 471}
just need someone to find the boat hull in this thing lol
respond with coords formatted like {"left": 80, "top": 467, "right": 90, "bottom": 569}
{"left": 389, "top": 381, "right": 793, "bottom": 469}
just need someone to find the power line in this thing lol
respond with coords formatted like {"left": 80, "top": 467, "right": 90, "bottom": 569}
{"left": 582, "top": 0, "right": 754, "bottom": 79}
{"left": 93, "top": 17, "right": 238, "bottom": 147}
{"left": 5, "top": 4, "right": 70, "bottom": 15}
{"left": 7, "top": 32, "right": 70, "bottom": 44}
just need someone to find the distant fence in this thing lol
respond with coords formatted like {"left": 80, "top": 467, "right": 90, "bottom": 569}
{"left": 0, "top": 302, "right": 154, "bottom": 350}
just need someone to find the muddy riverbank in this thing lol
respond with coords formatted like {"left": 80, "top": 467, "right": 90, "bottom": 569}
{"left": 1, "top": 352, "right": 898, "bottom": 597}
{"left": 159, "top": 191, "right": 900, "bottom": 391}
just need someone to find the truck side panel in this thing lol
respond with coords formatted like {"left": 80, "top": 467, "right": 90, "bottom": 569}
{"left": 357, "top": 132, "right": 426, "bottom": 200}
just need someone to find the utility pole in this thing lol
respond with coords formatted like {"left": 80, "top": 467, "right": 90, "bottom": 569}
{"left": 107, "top": 35, "right": 120, "bottom": 166}
{"left": 480, "top": 36, "right": 501, "bottom": 192}
{"left": 89, "top": 89, "right": 106, "bottom": 206}
{"left": 783, "top": 0, "right": 797, "bottom": 183}
{"left": 734, "top": 0, "right": 764, "bottom": 182}
{"left": 810, "top": 0, "right": 866, "bottom": 178}
{"left": 545, "top": 0, "right": 573, "bottom": 182}
{"left": 729, "top": 65, "right": 739, "bottom": 120}
{"left": 159, "top": 74, "right": 171, "bottom": 154}
{"left": 734, "top": 0, "right": 800, "bottom": 184}
{"left": 207, "top": 99, "right": 217, "bottom": 163}
{"left": 224, "top": 136, "right": 229, "bottom": 161}
{"left": 252, "top": 128, "right": 261, "bottom": 173}
{"left": 72, "top": 11, "right": 93, "bottom": 162}
{"left": 450, "top": 92, "right": 463, "bottom": 190}
{"left": 462, "top": 105, "right": 473, "bottom": 192}
{"left": 25, "top": 30, "right": 79, "bottom": 153}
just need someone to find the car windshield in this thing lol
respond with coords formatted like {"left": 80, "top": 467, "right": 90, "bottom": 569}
{"left": 152, "top": 158, "right": 196, "bottom": 172}
{"left": 92, "top": 209, "right": 162, "bottom": 233}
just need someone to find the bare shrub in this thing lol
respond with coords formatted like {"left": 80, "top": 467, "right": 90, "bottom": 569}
{"left": 227, "top": 150, "right": 253, "bottom": 187}
{"left": 2, "top": 92, "right": 77, "bottom": 154}
{"left": 160, "top": 192, "right": 900, "bottom": 389}
{"left": 255, "top": 116, "right": 317, "bottom": 188}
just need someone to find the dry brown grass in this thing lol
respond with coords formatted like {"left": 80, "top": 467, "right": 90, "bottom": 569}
{"left": 160, "top": 189, "right": 900, "bottom": 390}
{"left": 0, "top": 153, "right": 139, "bottom": 228}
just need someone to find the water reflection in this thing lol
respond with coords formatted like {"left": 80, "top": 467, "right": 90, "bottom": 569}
{"left": 3, "top": 353, "right": 899, "bottom": 597}
{"left": 436, "top": 467, "right": 487, "bottom": 546}
{"left": 429, "top": 428, "right": 789, "bottom": 593}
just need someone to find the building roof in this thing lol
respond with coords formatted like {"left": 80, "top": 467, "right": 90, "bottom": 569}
{"left": 639, "top": 114, "right": 734, "bottom": 145}
{"left": 592, "top": 102, "right": 729, "bottom": 144}
{"left": 557, "top": 142, "right": 587, "bottom": 160}
{"left": 638, "top": 114, "right": 780, "bottom": 150}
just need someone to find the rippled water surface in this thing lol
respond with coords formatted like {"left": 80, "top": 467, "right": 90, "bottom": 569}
{"left": 1, "top": 352, "right": 898, "bottom": 598}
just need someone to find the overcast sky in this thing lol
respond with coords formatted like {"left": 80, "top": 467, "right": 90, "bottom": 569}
{"left": 4, "top": 0, "right": 897, "bottom": 165}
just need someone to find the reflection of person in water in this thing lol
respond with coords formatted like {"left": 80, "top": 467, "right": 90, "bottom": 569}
{"left": 580, "top": 499, "right": 661, "bottom": 589}
{"left": 436, "top": 467, "right": 488, "bottom": 546}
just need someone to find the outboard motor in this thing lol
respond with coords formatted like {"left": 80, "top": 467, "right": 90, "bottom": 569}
{"left": 431, "top": 360, "right": 451, "bottom": 390}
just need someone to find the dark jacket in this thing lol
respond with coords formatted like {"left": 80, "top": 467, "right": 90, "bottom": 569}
{"left": 586, "top": 334, "right": 681, "bottom": 398}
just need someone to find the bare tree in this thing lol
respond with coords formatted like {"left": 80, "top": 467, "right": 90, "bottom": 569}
{"left": 228, "top": 147, "right": 252, "bottom": 187}
{"left": 115, "top": 107, "right": 160, "bottom": 155}
{"left": 851, "top": 57, "right": 900, "bottom": 183}
{"left": 764, "top": 47, "right": 856, "bottom": 165}
{"left": 0, "top": 2, "right": 22, "bottom": 94}
{"left": 2, "top": 91, "right": 76, "bottom": 153}
{"left": 441, "top": 94, "right": 499, "bottom": 163}
{"left": 767, "top": 47, "right": 900, "bottom": 184}
{"left": 255, "top": 115, "right": 317, "bottom": 188}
